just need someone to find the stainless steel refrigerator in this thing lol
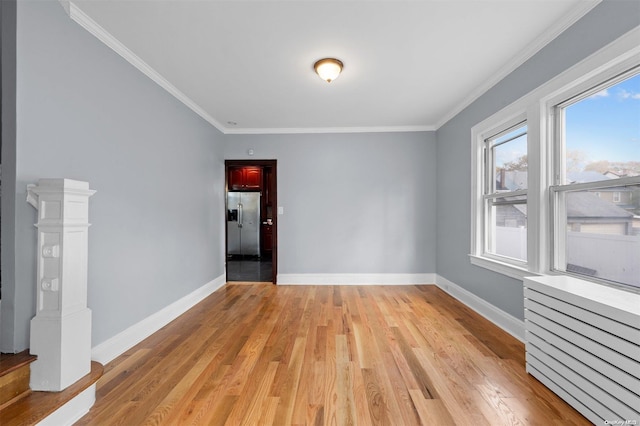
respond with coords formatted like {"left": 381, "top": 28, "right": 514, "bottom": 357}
{"left": 227, "top": 192, "right": 260, "bottom": 256}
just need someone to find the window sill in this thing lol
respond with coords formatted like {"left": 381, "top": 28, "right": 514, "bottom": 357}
{"left": 468, "top": 254, "right": 538, "bottom": 281}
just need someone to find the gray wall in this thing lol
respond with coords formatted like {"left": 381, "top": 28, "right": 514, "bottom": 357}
{"left": 435, "top": 0, "right": 640, "bottom": 320}
{"left": 224, "top": 132, "right": 437, "bottom": 276}
{"left": 0, "top": 0, "right": 18, "bottom": 352}
{"left": 2, "top": 0, "right": 225, "bottom": 351}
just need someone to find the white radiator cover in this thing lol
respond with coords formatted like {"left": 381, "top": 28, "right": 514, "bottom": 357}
{"left": 524, "top": 276, "right": 640, "bottom": 424}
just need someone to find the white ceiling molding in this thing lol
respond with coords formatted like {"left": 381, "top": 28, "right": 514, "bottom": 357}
{"left": 434, "top": 0, "right": 602, "bottom": 129}
{"left": 59, "top": 0, "right": 226, "bottom": 133}
{"left": 223, "top": 124, "right": 435, "bottom": 135}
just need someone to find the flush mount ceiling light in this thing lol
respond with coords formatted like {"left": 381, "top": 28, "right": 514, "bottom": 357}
{"left": 314, "top": 58, "right": 343, "bottom": 83}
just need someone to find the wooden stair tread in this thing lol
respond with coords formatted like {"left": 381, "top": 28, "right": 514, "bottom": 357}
{"left": 0, "top": 361, "right": 103, "bottom": 426}
{"left": 0, "top": 350, "right": 37, "bottom": 377}
{"left": 0, "top": 350, "right": 37, "bottom": 409}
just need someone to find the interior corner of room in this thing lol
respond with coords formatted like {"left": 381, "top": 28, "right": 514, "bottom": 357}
{"left": 1, "top": 0, "right": 639, "bottom": 424}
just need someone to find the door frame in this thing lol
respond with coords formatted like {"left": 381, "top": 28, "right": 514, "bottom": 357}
{"left": 225, "top": 159, "right": 277, "bottom": 284}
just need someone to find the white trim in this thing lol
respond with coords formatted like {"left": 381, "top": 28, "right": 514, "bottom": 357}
{"left": 276, "top": 273, "right": 436, "bottom": 285}
{"left": 91, "top": 275, "right": 226, "bottom": 365}
{"left": 435, "top": 0, "right": 601, "bottom": 129}
{"left": 61, "top": 1, "right": 226, "bottom": 133}
{"left": 470, "top": 111, "right": 531, "bottom": 272}
{"left": 435, "top": 274, "right": 525, "bottom": 342}
{"left": 36, "top": 383, "right": 96, "bottom": 426}
{"left": 552, "top": 175, "right": 640, "bottom": 193}
{"left": 223, "top": 125, "right": 435, "bottom": 135}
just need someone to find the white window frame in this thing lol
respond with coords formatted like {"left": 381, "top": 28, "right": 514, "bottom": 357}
{"left": 470, "top": 26, "right": 640, "bottom": 285}
{"left": 546, "top": 65, "right": 640, "bottom": 288}
{"left": 484, "top": 122, "right": 529, "bottom": 260}
{"left": 471, "top": 113, "right": 533, "bottom": 279}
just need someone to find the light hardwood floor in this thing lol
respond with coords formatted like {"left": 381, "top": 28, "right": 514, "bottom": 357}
{"left": 76, "top": 284, "right": 588, "bottom": 425}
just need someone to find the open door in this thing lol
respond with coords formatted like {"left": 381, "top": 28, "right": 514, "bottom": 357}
{"left": 225, "top": 160, "right": 277, "bottom": 284}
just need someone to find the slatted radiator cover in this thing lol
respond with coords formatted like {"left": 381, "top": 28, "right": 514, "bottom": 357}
{"left": 524, "top": 276, "right": 640, "bottom": 425}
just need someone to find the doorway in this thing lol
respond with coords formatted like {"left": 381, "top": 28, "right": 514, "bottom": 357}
{"left": 225, "top": 160, "right": 277, "bottom": 284}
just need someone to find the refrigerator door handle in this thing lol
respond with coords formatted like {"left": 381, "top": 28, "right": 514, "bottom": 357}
{"left": 238, "top": 203, "right": 243, "bottom": 228}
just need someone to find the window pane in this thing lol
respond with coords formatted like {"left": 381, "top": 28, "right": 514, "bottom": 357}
{"left": 560, "top": 185, "right": 640, "bottom": 288}
{"left": 492, "top": 126, "right": 527, "bottom": 191}
{"left": 563, "top": 72, "right": 640, "bottom": 183}
{"left": 487, "top": 198, "right": 527, "bottom": 261}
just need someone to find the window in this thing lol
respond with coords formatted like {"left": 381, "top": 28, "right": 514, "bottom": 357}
{"left": 551, "top": 70, "right": 640, "bottom": 289}
{"left": 613, "top": 191, "right": 621, "bottom": 203}
{"left": 483, "top": 124, "right": 528, "bottom": 262}
{"left": 471, "top": 114, "right": 531, "bottom": 278}
{"left": 471, "top": 26, "right": 640, "bottom": 290}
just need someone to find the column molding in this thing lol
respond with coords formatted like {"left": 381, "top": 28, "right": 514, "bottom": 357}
{"left": 27, "top": 178, "right": 95, "bottom": 391}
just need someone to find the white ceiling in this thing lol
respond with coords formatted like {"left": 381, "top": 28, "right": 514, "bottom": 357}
{"left": 67, "top": 0, "right": 600, "bottom": 134}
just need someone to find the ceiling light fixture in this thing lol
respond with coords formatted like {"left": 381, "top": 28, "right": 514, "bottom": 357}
{"left": 314, "top": 58, "right": 343, "bottom": 83}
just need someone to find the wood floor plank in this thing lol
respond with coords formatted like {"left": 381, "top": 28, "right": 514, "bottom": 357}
{"left": 361, "top": 367, "right": 393, "bottom": 425}
{"left": 322, "top": 317, "right": 339, "bottom": 424}
{"left": 271, "top": 336, "right": 306, "bottom": 425}
{"left": 391, "top": 326, "right": 437, "bottom": 399}
{"left": 335, "top": 360, "right": 355, "bottom": 426}
{"left": 235, "top": 361, "right": 279, "bottom": 425}
{"left": 70, "top": 284, "right": 589, "bottom": 426}
{"left": 176, "top": 364, "right": 230, "bottom": 425}
{"left": 94, "top": 348, "right": 151, "bottom": 396}
{"left": 413, "top": 347, "right": 493, "bottom": 425}
{"left": 361, "top": 294, "right": 421, "bottom": 425}
{"left": 408, "top": 389, "right": 456, "bottom": 425}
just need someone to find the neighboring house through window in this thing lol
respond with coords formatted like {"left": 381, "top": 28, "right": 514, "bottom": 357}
{"left": 483, "top": 123, "right": 528, "bottom": 263}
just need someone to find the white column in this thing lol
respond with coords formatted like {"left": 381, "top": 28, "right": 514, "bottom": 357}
{"left": 27, "top": 179, "right": 95, "bottom": 391}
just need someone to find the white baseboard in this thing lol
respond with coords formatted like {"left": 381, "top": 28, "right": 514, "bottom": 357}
{"left": 435, "top": 274, "right": 525, "bottom": 342}
{"left": 37, "top": 383, "right": 96, "bottom": 426}
{"left": 277, "top": 273, "right": 436, "bottom": 285}
{"left": 91, "top": 274, "right": 226, "bottom": 364}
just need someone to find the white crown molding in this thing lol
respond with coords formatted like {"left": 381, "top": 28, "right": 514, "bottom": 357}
{"left": 277, "top": 273, "right": 436, "bottom": 285}
{"left": 91, "top": 274, "right": 226, "bottom": 365}
{"left": 435, "top": 274, "right": 525, "bottom": 342}
{"left": 60, "top": 0, "right": 226, "bottom": 133}
{"left": 434, "top": 0, "right": 602, "bottom": 129}
{"left": 224, "top": 125, "right": 436, "bottom": 135}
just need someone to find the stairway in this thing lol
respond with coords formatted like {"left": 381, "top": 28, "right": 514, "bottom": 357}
{"left": 0, "top": 350, "right": 37, "bottom": 410}
{"left": 0, "top": 351, "right": 103, "bottom": 425}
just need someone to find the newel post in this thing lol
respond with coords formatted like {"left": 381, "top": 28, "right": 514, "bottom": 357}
{"left": 27, "top": 179, "right": 95, "bottom": 391}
